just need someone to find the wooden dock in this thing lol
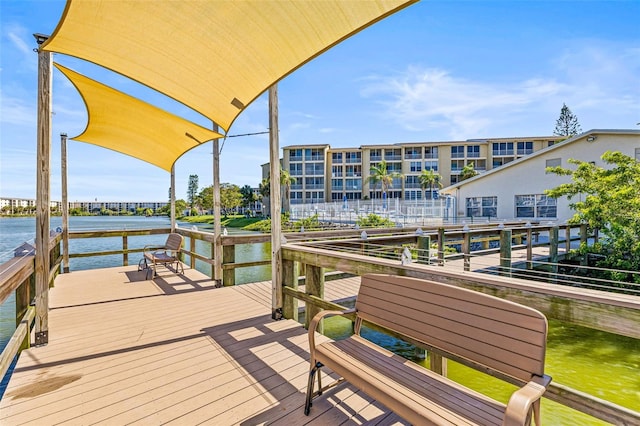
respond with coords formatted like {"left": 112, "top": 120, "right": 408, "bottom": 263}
{"left": 0, "top": 265, "right": 409, "bottom": 425}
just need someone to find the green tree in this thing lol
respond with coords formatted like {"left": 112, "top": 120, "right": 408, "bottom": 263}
{"left": 187, "top": 174, "right": 199, "bottom": 210}
{"left": 419, "top": 169, "right": 442, "bottom": 199}
{"left": 554, "top": 103, "right": 582, "bottom": 137}
{"left": 546, "top": 151, "right": 640, "bottom": 283}
{"left": 356, "top": 213, "right": 395, "bottom": 228}
{"left": 459, "top": 162, "right": 479, "bottom": 181}
{"left": 279, "top": 167, "right": 297, "bottom": 212}
{"left": 367, "top": 160, "right": 402, "bottom": 198}
{"left": 220, "top": 183, "right": 242, "bottom": 215}
{"left": 197, "top": 185, "right": 214, "bottom": 212}
{"left": 240, "top": 185, "right": 256, "bottom": 208}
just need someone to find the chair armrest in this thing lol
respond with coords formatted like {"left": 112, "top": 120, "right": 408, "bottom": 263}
{"left": 308, "top": 308, "right": 356, "bottom": 365}
{"left": 143, "top": 245, "right": 164, "bottom": 254}
{"left": 503, "top": 375, "right": 551, "bottom": 426}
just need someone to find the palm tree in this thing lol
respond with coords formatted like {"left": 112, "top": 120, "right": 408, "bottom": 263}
{"left": 460, "top": 162, "right": 479, "bottom": 181}
{"left": 367, "top": 160, "right": 402, "bottom": 208}
{"left": 279, "top": 167, "right": 296, "bottom": 212}
{"left": 419, "top": 169, "right": 442, "bottom": 200}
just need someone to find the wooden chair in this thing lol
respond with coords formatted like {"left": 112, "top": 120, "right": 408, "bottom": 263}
{"left": 139, "top": 233, "right": 184, "bottom": 279}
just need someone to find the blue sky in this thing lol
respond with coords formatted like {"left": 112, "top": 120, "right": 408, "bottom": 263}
{"left": 1, "top": 0, "right": 638, "bottom": 202}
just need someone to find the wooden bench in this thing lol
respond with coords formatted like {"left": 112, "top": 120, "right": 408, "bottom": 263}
{"left": 305, "top": 274, "right": 551, "bottom": 425}
{"left": 139, "top": 233, "right": 184, "bottom": 279}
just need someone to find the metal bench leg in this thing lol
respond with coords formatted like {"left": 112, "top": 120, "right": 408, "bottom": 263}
{"left": 304, "top": 362, "right": 322, "bottom": 415}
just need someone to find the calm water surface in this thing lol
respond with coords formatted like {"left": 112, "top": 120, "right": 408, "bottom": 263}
{"left": 1, "top": 216, "right": 638, "bottom": 423}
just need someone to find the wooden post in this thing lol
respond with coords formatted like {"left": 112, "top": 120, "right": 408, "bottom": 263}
{"left": 499, "top": 229, "right": 512, "bottom": 277}
{"left": 305, "top": 264, "right": 324, "bottom": 333}
{"left": 269, "top": 84, "right": 283, "bottom": 320}
{"left": 190, "top": 235, "right": 196, "bottom": 270}
{"left": 550, "top": 226, "right": 559, "bottom": 271}
{"left": 462, "top": 231, "right": 471, "bottom": 271}
{"left": 437, "top": 227, "right": 445, "bottom": 266}
{"left": 122, "top": 234, "right": 128, "bottom": 266}
{"left": 34, "top": 34, "right": 52, "bottom": 346}
{"left": 212, "top": 129, "right": 223, "bottom": 285}
{"left": 526, "top": 227, "right": 533, "bottom": 270}
{"left": 170, "top": 165, "right": 176, "bottom": 231}
{"left": 60, "top": 133, "right": 69, "bottom": 273}
{"left": 282, "top": 259, "right": 299, "bottom": 321}
{"left": 565, "top": 225, "right": 572, "bottom": 253}
{"left": 430, "top": 353, "right": 447, "bottom": 376}
{"left": 222, "top": 245, "right": 235, "bottom": 286}
{"left": 417, "top": 235, "right": 430, "bottom": 265}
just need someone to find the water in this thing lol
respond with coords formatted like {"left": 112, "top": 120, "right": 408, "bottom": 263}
{"left": 1, "top": 216, "right": 638, "bottom": 422}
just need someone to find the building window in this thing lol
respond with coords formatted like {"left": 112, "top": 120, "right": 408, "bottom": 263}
{"left": 289, "top": 149, "right": 303, "bottom": 161}
{"left": 466, "top": 196, "right": 497, "bottom": 218}
{"left": 369, "top": 149, "right": 382, "bottom": 161}
{"left": 473, "top": 159, "right": 487, "bottom": 171}
{"left": 466, "top": 145, "right": 480, "bottom": 158}
{"left": 410, "top": 161, "right": 422, "bottom": 172}
{"left": 384, "top": 148, "right": 402, "bottom": 161}
{"left": 493, "top": 142, "right": 514, "bottom": 156}
{"left": 451, "top": 146, "right": 465, "bottom": 158}
{"left": 515, "top": 194, "right": 557, "bottom": 218}
{"left": 405, "top": 190, "right": 422, "bottom": 200}
{"left": 331, "top": 179, "right": 343, "bottom": 190}
{"left": 305, "top": 163, "right": 324, "bottom": 175}
{"left": 548, "top": 141, "right": 556, "bottom": 147}
{"left": 304, "top": 177, "right": 324, "bottom": 189}
{"left": 331, "top": 165, "right": 343, "bottom": 177}
{"left": 517, "top": 141, "right": 533, "bottom": 155}
{"left": 291, "top": 177, "right": 302, "bottom": 190}
{"left": 289, "top": 163, "right": 303, "bottom": 175}
{"left": 346, "top": 152, "right": 361, "bottom": 163}
{"left": 331, "top": 152, "right": 343, "bottom": 163}
{"left": 424, "top": 160, "right": 438, "bottom": 171}
{"left": 405, "top": 175, "right": 420, "bottom": 189}
{"left": 305, "top": 148, "right": 324, "bottom": 161}
{"left": 451, "top": 160, "right": 465, "bottom": 172}
{"left": 345, "top": 178, "right": 362, "bottom": 190}
{"left": 450, "top": 175, "right": 459, "bottom": 184}
{"left": 345, "top": 165, "right": 361, "bottom": 177}
{"left": 635, "top": 148, "right": 640, "bottom": 161}
{"left": 425, "top": 147, "right": 438, "bottom": 159}
{"left": 545, "top": 158, "right": 561, "bottom": 173}
{"left": 405, "top": 147, "right": 422, "bottom": 159}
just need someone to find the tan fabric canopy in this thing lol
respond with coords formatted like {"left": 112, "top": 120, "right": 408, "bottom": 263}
{"left": 43, "top": 0, "right": 416, "bottom": 133}
{"left": 55, "top": 63, "right": 222, "bottom": 172}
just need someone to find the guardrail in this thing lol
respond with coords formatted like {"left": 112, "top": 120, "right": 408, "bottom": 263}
{"left": 0, "top": 232, "right": 61, "bottom": 383}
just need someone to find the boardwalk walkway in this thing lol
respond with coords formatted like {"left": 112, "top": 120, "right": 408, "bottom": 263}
{"left": 1, "top": 266, "right": 409, "bottom": 425}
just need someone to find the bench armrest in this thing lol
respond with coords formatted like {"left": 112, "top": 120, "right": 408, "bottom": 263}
{"left": 503, "top": 375, "right": 551, "bottom": 426}
{"left": 308, "top": 308, "right": 356, "bottom": 366}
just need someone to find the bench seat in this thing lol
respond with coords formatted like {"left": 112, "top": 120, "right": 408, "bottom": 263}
{"left": 316, "top": 334, "right": 506, "bottom": 425}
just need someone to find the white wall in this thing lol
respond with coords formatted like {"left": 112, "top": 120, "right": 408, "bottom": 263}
{"left": 442, "top": 131, "right": 640, "bottom": 222}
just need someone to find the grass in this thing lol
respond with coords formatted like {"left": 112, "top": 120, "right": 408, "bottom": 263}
{"left": 179, "top": 214, "right": 263, "bottom": 229}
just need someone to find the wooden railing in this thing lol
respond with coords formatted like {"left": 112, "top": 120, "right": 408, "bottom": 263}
{"left": 279, "top": 242, "right": 640, "bottom": 425}
{"left": 0, "top": 232, "right": 61, "bottom": 383}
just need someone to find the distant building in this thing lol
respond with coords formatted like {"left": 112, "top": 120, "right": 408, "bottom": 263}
{"left": 0, "top": 198, "right": 167, "bottom": 214}
{"left": 439, "top": 129, "right": 640, "bottom": 222}
{"left": 280, "top": 135, "right": 564, "bottom": 205}
{"left": 0, "top": 197, "right": 60, "bottom": 212}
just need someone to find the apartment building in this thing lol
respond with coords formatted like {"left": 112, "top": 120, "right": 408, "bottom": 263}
{"left": 281, "top": 135, "right": 564, "bottom": 205}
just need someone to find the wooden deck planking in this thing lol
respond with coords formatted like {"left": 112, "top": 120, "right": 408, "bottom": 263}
{"left": 1, "top": 265, "right": 406, "bottom": 425}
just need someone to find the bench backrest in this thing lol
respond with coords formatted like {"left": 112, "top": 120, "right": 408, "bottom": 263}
{"left": 355, "top": 274, "right": 547, "bottom": 383}
{"left": 165, "top": 233, "right": 183, "bottom": 252}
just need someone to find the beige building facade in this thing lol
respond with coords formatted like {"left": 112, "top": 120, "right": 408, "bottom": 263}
{"left": 281, "top": 135, "right": 564, "bottom": 205}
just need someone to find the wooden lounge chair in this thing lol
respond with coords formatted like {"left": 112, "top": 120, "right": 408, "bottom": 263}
{"left": 139, "top": 233, "right": 184, "bottom": 279}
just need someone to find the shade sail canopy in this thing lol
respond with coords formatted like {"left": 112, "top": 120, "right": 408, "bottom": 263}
{"left": 55, "top": 63, "right": 222, "bottom": 172}
{"left": 43, "top": 0, "right": 416, "bottom": 132}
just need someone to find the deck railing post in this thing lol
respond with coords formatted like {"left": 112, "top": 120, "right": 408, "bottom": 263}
{"left": 526, "top": 227, "right": 533, "bottom": 270}
{"left": 190, "top": 234, "right": 196, "bottom": 270}
{"left": 416, "top": 235, "right": 430, "bottom": 265}
{"left": 437, "top": 228, "right": 445, "bottom": 266}
{"left": 222, "top": 244, "right": 235, "bottom": 286}
{"left": 462, "top": 231, "right": 471, "bottom": 271}
{"left": 565, "top": 225, "right": 572, "bottom": 253}
{"left": 15, "top": 277, "right": 30, "bottom": 351}
{"left": 282, "top": 259, "right": 298, "bottom": 321}
{"left": 580, "top": 224, "right": 588, "bottom": 266}
{"left": 499, "top": 229, "right": 512, "bottom": 277}
{"left": 304, "top": 264, "right": 324, "bottom": 333}
{"left": 550, "top": 226, "right": 559, "bottom": 273}
{"left": 122, "top": 234, "right": 128, "bottom": 266}
{"left": 34, "top": 34, "right": 52, "bottom": 346}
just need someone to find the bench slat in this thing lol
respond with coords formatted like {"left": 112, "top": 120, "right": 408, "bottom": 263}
{"left": 316, "top": 335, "right": 506, "bottom": 425}
{"left": 356, "top": 275, "right": 547, "bottom": 381}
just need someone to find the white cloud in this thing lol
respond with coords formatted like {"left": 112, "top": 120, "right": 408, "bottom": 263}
{"left": 360, "top": 44, "right": 639, "bottom": 139}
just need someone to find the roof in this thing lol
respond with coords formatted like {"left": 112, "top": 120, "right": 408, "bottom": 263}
{"left": 42, "top": 0, "right": 416, "bottom": 133}
{"left": 440, "top": 129, "right": 640, "bottom": 192}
